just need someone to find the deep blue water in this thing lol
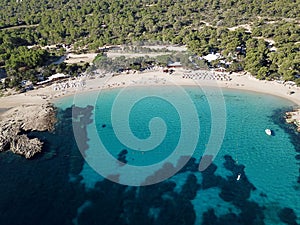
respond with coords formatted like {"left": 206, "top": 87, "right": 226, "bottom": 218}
{"left": 0, "top": 86, "right": 299, "bottom": 225}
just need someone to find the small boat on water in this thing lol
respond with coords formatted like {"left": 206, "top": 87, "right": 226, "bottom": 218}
{"left": 236, "top": 173, "right": 241, "bottom": 181}
{"left": 265, "top": 129, "right": 272, "bottom": 136}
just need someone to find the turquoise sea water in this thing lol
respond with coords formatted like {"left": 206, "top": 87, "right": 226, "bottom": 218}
{"left": 0, "top": 86, "right": 299, "bottom": 225}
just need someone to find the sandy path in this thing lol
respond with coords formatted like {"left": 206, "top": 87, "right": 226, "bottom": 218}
{"left": 106, "top": 52, "right": 171, "bottom": 59}
{"left": 64, "top": 53, "right": 98, "bottom": 64}
{"left": 228, "top": 24, "right": 252, "bottom": 32}
{"left": 0, "top": 24, "right": 39, "bottom": 31}
{"left": 142, "top": 45, "right": 187, "bottom": 52}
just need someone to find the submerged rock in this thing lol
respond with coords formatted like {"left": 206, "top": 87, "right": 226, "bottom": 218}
{"left": 278, "top": 207, "right": 298, "bottom": 225}
{"left": 0, "top": 103, "right": 56, "bottom": 158}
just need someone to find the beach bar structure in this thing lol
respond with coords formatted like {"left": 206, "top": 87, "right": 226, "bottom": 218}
{"left": 37, "top": 73, "right": 68, "bottom": 85}
{"left": 167, "top": 62, "right": 182, "bottom": 68}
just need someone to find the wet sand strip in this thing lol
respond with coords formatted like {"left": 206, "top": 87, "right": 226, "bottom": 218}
{"left": 0, "top": 108, "right": 10, "bottom": 117}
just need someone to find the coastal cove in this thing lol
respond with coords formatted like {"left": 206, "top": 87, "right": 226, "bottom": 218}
{"left": 1, "top": 1, "right": 300, "bottom": 224}
{"left": 2, "top": 69, "right": 300, "bottom": 135}
{"left": 0, "top": 73, "right": 300, "bottom": 225}
{"left": 0, "top": 83, "right": 299, "bottom": 225}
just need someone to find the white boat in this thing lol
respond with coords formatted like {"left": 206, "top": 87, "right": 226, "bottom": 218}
{"left": 237, "top": 173, "right": 241, "bottom": 181}
{"left": 265, "top": 129, "right": 272, "bottom": 136}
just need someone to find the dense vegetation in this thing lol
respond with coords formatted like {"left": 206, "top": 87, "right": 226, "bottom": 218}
{"left": 1, "top": 0, "right": 299, "bottom": 45}
{"left": 0, "top": 0, "right": 300, "bottom": 89}
{"left": 91, "top": 52, "right": 208, "bottom": 73}
{"left": 0, "top": 30, "right": 89, "bottom": 89}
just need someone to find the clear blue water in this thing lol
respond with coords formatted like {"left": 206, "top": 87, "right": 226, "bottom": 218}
{"left": 0, "top": 86, "right": 299, "bottom": 225}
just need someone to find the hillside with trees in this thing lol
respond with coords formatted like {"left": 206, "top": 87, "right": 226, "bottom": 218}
{"left": 0, "top": 0, "right": 300, "bottom": 89}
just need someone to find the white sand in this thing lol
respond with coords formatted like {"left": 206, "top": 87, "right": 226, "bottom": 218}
{"left": 0, "top": 70, "right": 300, "bottom": 118}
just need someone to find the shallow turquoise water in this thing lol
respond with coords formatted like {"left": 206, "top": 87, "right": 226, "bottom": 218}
{"left": 53, "top": 86, "right": 299, "bottom": 225}
{"left": 1, "top": 86, "right": 297, "bottom": 225}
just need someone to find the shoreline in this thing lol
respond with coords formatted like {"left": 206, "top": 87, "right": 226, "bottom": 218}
{"left": 1, "top": 69, "right": 300, "bottom": 158}
{"left": 0, "top": 108, "right": 10, "bottom": 115}
{"left": 1, "top": 69, "right": 300, "bottom": 117}
{"left": 50, "top": 71, "right": 300, "bottom": 107}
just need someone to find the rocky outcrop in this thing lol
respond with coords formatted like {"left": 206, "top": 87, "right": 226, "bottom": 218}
{"left": 285, "top": 109, "right": 300, "bottom": 132}
{"left": 0, "top": 103, "right": 56, "bottom": 158}
{"left": 10, "top": 135, "right": 43, "bottom": 159}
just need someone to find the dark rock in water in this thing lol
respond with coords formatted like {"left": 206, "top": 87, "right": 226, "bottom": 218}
{"left": 180, "top": 157, "right": 198, "bottom": 173}
{"left": 199, "top": 155, "right": 213, "bottom": 171}
{"left": 79, "top": 179, "right": 127, "bottom": 225}
{"left": 278, "top": 207, "right": 298, "bottom": 225}
{"left": 157, "top": 193, "right": 196, "bottom": 225}
{"left": 273, "top": 108, "right": 300, "bottom": 184}
{"left": 72, "top": 105, "right": 94, "bottom": 125}
{"left": 219, "top": 155, "right": 256, "bottom": 203}
{"left": 218, "top": 213, "right": 241, "bottom": 225}
{"left": 259, "top": 192, "right": 267, "bottom": 198}
{"left": 202, "top": 160, "right": 217, "bottom": 174}
{"left": 238, "top": 201, "right": 265, "bottom": 225}
{"left": 117, "top": 149, "right": 128, "bottom": 164}
{"left": 202, "top": 209, "right": 218, "bottom": 225}
{"left": 201, "top": 163, "right": 224, "bottom": 189}
{"left": 223, "top": 155, "right": 236, "bottom": 171}
{"left": 142, "top": 162, "right": 177, "bottom": 186}
{"left": 180, "top": 174, "right": 199, "bottom": 200}
{"left": 0, "top": 103, "right": 56, "bottom": 158}
{"left": 223, "top": 155, "right": 245, "bottom": 173}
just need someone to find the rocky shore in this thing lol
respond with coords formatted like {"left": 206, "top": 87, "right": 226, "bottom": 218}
{"left": 0, "top": 103, "right": 56, "bottom": 158}
{"left": 285, "top": 109, "right": 300, "bottom": 132}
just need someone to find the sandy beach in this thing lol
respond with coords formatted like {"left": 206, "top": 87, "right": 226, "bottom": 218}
{"left": 1, "top": 69, "right": 300, "bottom": 118}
